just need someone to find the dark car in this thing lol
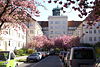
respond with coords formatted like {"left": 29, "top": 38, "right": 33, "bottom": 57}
{"left": 67, "top": 47, "right": 96, "bottom": 67}
{"left": 59, "top": 51, "right": 67, "bottom": 60}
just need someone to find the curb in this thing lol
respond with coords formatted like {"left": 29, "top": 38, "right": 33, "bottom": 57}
{"left": 16, "top": 62, "right": 24, "bottom": 66}
{"left": 15, "top": 56, "right": 28, "bottom": 66}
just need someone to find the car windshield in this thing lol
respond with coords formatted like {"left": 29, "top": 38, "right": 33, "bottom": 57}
{"left": 73, "top": 49, "right": 94, "bottom": 59}
{"left": 0, "top": 51, "right": 9, "bottom": 61}
{"left": 30, "top": 53, "right": 39, "bottom": 56}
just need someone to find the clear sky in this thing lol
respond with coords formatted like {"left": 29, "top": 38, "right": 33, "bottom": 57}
{"left": 34, "top": 0, "right": 91, "bottom": 21}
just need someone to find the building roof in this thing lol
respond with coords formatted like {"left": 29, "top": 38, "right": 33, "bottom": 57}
{"left": 68, "top": 21, "right": 82, "bottom": 27}
{"left": 38, "top": 21, "right": 82, "bottom": 28}
{"left": 38, "top": 21, "right": 48, "bottom": 27}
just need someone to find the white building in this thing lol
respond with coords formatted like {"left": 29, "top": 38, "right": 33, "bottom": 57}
{"left": 48, "top": 7, "right": 68, "bottom": 38}
{"left": 26, "top": 18, "right": 43, "bottom": 44}
{"left": 0, "top": 23, "right": 26, "bottom": 51}
{"left": 68, "top": 21, "right": 82, "bottom": 35}
{"left": 38, "top": 21, "right": 49, "bottom": 37}
{"left": 74, "top": 20, "right": 100, "bottom": 44}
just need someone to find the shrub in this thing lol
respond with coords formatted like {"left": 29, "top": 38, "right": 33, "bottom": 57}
{"left": 94, "top": 42, "right": 100, "bottom": 47}
{"left": 95, "top": 47, "right": 100, "bottom": 54}
{"left": 27, "top": 49, "right": 36, "bottom": 54}
{"left": 17, "top": 49, "right": 24, "bottom": 56}
{"left": 17, "top": 59, "right": 26, "bottom": 62}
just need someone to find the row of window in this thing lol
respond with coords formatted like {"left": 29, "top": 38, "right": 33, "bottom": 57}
{"left": 50, "top": 21, "right": 66, "bottom": 24}
{"left": 89, "top": 37, "right": 100, "bottom": 41}
{"left": 49, "top": 26, "right": 66, "bottom": 29}
{"left": 50, "top": 31, "right": 66, "bottom": 34}
{"left": 85, "top": 29, "right": 100, "bottom": 34}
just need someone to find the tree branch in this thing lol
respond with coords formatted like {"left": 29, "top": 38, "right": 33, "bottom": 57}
{"left": 9, "top": 7, "right": 18, "bottom": 15}
{"left": 0, "top": 0, "right": 10, "bottom": 18}
{"left": 0, "top": 20, "right": 5, "bottom": 30}
{"left": 0, "top": 0, "right": 10, "bottom": 29}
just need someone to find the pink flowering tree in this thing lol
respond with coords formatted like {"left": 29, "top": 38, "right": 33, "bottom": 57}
{"left": 27, "top": 35, "right": 80, "bottom": 50}
{"left": 27, "top": 35, "right": 54, "bottom": 50}
{"left": 53, "top": 35, "right": 80, "bottom": 49}
{"left": 0, "top": 0, "right": 45, "bottom": 30}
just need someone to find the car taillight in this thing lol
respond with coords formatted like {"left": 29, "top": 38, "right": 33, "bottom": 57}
{"left": 70, "top": 60, "right": 72, "bottom": 65}
{"left": 93, "top": 64, "right": 96, "bottom": 67}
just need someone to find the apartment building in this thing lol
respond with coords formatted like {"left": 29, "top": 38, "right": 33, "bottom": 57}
{"left": 0, "top": 23, "right": 27, "bottom": 51}
{"left": 74, "top": 17, "right": 100, "bottom": 44}
{"left": 38, "top": 21, "right": 48, "bottom": 37}
{"left": 26, "top": 18, "right": 43, "bottom": 44}
{"left": 68, "top": 21, "right": 82, "bottom": 35}
{"left": 48, "top": 7, "right": 68, "bottom": 38}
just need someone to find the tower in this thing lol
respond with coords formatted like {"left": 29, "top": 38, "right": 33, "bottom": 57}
{"left": 52, "top": 6, "right": 60, "bottom": 16}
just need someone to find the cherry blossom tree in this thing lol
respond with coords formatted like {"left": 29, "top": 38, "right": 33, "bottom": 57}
{"left": 53, "top": 35, "right": 80, "bottom": 49}
{"left": 27, "top": 35, "right": 54, "bottom": 50}
{"left": 0, "top": 0, "right": 45, "bottom": 30}
{"left": 27, "top": 35, "right": 80, "bottom": 50}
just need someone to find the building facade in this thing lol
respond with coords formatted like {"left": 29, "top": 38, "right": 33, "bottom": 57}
{"left": 74, "top": 20, "right": 100, "bottom": 44}
{"left": 68, "top": 21, "right": 82, "bottom": 35}
{"left": 48, "top": 16, "right": 68, "bottom": 38}
{"left": 38, "top": 21, "right": 48, "bottom": 37}
{"left": 48, "top": 7, "right": 68, "bottom": 38}
{"left": 0, "top": 23, "right": 26, "bottom": 51}
{"left": 26, "top": 18, "right": 43, "bottom": 45}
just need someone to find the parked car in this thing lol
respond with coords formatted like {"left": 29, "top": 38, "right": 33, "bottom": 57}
{"left": 26, "top": 52, "right": 42, "bottom": 62}
{"left": 67, "top": 47, "right": 96, "bottom": 67}
{"left": 64, "top": 51, "right": 70, "bottom": 67}
{"left": 0, "top": 51, "right": 17, "bottom": 67}
{"left": 59, "top": 51, "right": 67, "bottom": 60}
{"left": 38, "top": 52, "right": 46, "bottom": 58}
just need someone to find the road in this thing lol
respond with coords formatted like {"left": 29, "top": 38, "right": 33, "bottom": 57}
{"left": 18, "top": 56, "right": 64, "bottom": 67}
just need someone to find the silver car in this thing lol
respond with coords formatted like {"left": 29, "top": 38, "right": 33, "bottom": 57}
{"left": 26, "top": 52, "right": 42, "bottom": 62}
{"left": 67, "top": 47, "right": 96, "bottom": 67}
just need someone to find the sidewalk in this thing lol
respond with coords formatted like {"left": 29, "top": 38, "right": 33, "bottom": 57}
{"left": 15, "top": 56, "right": 28, "bottom": 66}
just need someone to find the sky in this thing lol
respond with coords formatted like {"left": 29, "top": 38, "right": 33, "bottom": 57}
{"left": 33, "top": 0, "right": 91, "bottom": 21}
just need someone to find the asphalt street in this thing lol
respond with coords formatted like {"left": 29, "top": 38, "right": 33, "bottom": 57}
{"left": 18, "top": 56, "right": 64, "bottom": 67}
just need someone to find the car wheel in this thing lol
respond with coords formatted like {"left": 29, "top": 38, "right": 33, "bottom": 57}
{"left": 26, "top": 59, "right": 29, "bottom": 63}
{"left": 15, "top": 63, "right": 18, "bottom": 67}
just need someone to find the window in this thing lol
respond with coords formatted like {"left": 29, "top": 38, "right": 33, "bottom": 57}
{"left": 55, "top": 21, "right": 60, "bottom": 24}
{"left": 73, "top": 49, "right": 94, "bottom": 59}
{"left": 99, "top": 37, "right": 100, "bottom": 41}
{"left": 63, "top": 31, "right": 65, "bottom": 34}
{"left": 50, "top": 36, "right": 53, "bottom": 38}
{"left": 50, "top": 26, "right": 53, "bottom": 29}
{"left": 94, "top": 37, "right": 96, "bottom": 41}
{"left": 8, "top": 29, "right": 10, "bottom": 35}
{"left": 18, "top": 33, "right": 20, "bottom": 37}
{"left": 89, "top": 37, "right": 92, "bottom": 41}
{"left": 18, "top": 43, "right": 20, "bottom": 47}
{"left": 51, "top": 31, "right": 53, "bottom": 34}
{"left": 50, "top": 21, "right": 53, "bottom": 24}
{"left": 62, "top": 21, "right": 65, "bottom": 24}
{"left": 30, "top": 30, "right": 34, "bottom": 34}
{"left": 98, "top": 30, "right": 100, "bottom": 34}
{"left": 10, "top": 53, "right": 15, "bottom": 59}
{"left": 89, "top": 30, "right": 92, "bottom": 34}
{"left": 94, "top": 30, "right": 96, "bottom": 34}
